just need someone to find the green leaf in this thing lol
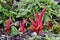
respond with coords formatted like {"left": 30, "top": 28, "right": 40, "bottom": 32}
{"left": 35, "top": 0, "right": 40, "bottom": 3}
{"left": 11, "top": 26, "right": 19, "bottom": 36}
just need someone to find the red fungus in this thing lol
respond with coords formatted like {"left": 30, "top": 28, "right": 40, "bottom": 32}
{"left": 6, "top": 16, "right": 12, "bottom": 32}
{"left": 19, "top": 19, "right": 26, "bottom": 32}
{"left": 36, "top": 6, "right": 46, "bottom": 32}
{"left": 30, "top": 6, "right": 46, "bottom": 33}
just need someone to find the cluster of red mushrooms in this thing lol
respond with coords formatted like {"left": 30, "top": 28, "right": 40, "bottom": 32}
{"left": 6, "top": 6, "right": 52, "bottom": 34}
